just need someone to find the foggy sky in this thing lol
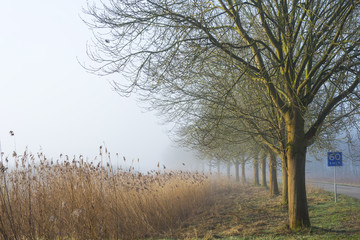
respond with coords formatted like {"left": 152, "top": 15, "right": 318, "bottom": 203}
{"left": 0, "top": 0, "right": 189, "bottom": 171}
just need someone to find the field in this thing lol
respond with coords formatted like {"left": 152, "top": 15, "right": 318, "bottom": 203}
{"left": 0, "top": 150, "right": 359, "bottom": 239}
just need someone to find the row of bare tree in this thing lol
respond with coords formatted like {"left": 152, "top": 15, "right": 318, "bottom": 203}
{"left": 83, "top": 0, "right": 360, "bottom": 230}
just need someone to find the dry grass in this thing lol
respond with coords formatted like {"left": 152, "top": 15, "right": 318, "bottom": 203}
{"left": 0, "top": 148, "right": 212, "bottom": 239}
{"left": 1, "top": 149, "right": 358, "bottom": 240}
{"left": 168, "top": 183, "right": 360, "bottom": 239}
{"left": 169, "top": 183, "right": 288, "bottom": 239}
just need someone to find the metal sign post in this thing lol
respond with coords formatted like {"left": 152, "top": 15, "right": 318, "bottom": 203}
{"left": 328, "top": 152, "right": 342, "bottom": 203}
{"left": 334, "top": 165, "right": 337, "bottom": 202}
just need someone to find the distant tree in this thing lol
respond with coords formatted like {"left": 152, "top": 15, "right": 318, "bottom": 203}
{"left": 268, "top": 149, "right": 280, "bottom": 196}
{"left": 252, "top": 149, "right": 260, "bottom": 186}
{"left": 260, "top": 150, "right": 267, "bottom": 188}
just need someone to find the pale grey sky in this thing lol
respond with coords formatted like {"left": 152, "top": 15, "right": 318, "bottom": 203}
{"left": 0, "top": 0, "right": 187, "bottom": 170}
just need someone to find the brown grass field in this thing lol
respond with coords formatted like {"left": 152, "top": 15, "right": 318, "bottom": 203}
{"left": 0, "top": 149, "right": 359, "bottom": 239}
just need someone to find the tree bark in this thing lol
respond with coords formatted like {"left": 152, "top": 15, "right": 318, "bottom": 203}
{"left": 269, "top": 151, "right": 279, "bottom": 196}
{"left": 281, "top": 152, "right": 288, "bottom": 205}
{"left": 260, "top": 150, "right": 267, "bottom": 187}
{"left": 217, "top": 159, "right": 221, "bottom": 177}
{"left": 286, "top": 110, "right": 310, "bottom": 229}
{"left": 233, "top": 160, "right": 240, "bottom": 182}
{"left": 253, "top": 154, "right": 260, "bottom": 186}
{"left": 240, "top": 160, "right": 246, "bottom": 184}
{"left": 227, "top": 162, "right": 231, "bottom": 180}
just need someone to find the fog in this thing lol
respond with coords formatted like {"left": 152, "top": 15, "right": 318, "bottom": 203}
{"left": 0, "top": 0, "right": 198, "bottom": 171}
{"left": 306, "top": 139, "right": 360, "bottom": 182}
{"left": 1, "top": 1, "right": 359, "bottom": 177}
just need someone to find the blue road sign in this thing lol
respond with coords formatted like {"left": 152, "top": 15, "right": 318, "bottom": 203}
{"left": 328, "top": 152, "right": 342, "bottom": 166}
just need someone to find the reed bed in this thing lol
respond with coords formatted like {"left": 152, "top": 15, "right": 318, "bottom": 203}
{"left": 0, "top": 148, "right": 212, "bottom": 239}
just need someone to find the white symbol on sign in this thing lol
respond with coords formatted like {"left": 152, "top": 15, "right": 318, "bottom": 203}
{"left": 328, "top": 152, "right": 341, "bottom": 161}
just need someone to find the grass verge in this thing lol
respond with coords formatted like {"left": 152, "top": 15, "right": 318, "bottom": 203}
{"left": 162, "top": 183, "right": 360, "bottom": 239}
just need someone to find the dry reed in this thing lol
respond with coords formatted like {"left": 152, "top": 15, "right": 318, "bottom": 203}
{"left": 0, "top": 148, "right": 212, "bottom": 239}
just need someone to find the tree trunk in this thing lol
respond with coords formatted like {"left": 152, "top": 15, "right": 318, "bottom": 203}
{"left": 233, "top": 160, "right": 240, "bottom": 182}
{"left": 269, "top": 151, "right": 279, "bottom": 196}
{"left": 217, "top": 160, "right": 221, "bottom": 177}
{"left": 281, "top": 152, "right": 288, "bottom": 205}
{"left": 260, "top": 151, "right": 267, "bottom": 187}
{"left": 240, "top": 160, "right": 246, "bottom": 183}
{"left": 253, "top": 155, "right": 260, "bottom": 186}
{"left": 286, "top": 110, "right": 310, "bottom": 230}
{"left": 227, "top": 162, "right": 231, "bottom": 180}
